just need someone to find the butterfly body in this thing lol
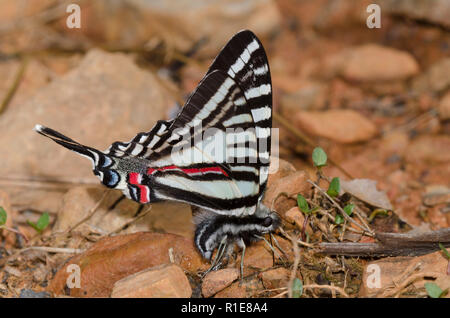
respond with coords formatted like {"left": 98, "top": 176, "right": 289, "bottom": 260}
{"left": 35, "top": 30, "right": 278, "bottom": 265}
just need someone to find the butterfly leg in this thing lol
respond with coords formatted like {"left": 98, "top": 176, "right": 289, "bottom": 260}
{"left": 203, "top": 235, "right": 228, "bottom": 277}
{"left": 255, "top": 234, "right": 286, "bottom": 264}
{"left": 270, "top": 233, "right": 289, "bottom": 260}
{"left": 237, "top": 238, "right": 246, "bottom": 284}
{"left": 108, "top": 194, "right": 125, "bottom": 210}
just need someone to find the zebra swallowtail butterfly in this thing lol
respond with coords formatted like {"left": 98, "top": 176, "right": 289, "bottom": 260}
{"left": 35, "top": 30, "right": 280, "bottom": 263}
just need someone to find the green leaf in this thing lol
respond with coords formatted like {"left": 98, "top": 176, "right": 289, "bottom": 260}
{"left": 27, "top": 212, "right": 50, "bottom": 233}
{"left": 343, "top": 204, "right": 354, "bottom": 216}
{"left": 297, "top": 194, "right": 310, "bottom": 214}
{"left": 335, "top": 214, "right": 344, "bottom": 225}
{"left": 425, "top": 283, "right": 443, "bottom": 298}
{"left": 292, "top": 278, "right": 303, "bottom": 298}
{"left": 0, "top": 206, "right": 7, "bottom": 226}
{"left": 36, "top": 212, "right": 49, "bottom": 231}
{"left": 439, "top": 243, "right": 450, "bottom": 260}
{"left": 327, "top": 177, "right": 340, "bottom": 197}
{"left": 312, "top": 147, "right": 327, "bottom": 168}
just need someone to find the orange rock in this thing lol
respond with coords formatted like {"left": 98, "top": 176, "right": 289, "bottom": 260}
{"left": 111, "top": 264, "right": 192, "bottom": 298}
{"left": 267, "top": 158, "right": 296, "bottom": 188}
{"left": 341, "top": 44, "right": 419, "bottom": 82}
{"left": 284, "top": 207, "right": 313, "bottom": 235}
{"left": 263, "top": 170, "right": 310, "bottom": 215}
{"left": 47, "top": 232, "right": 207, "bottom": 297}
{"left": 55, "top": 186, "right": 193, "bottom": 238}
{"left": 242, "top": 241, "right": 275, "bottom": 272}
{"left": 295, "top": 110, "right": 377, "bottom": 143}
{"left": 359, "top": 251, "right": 450, "bottom": 297}
{"left": 202, "top": 268, "right": 239, "bottom": 298}
{"left": 405, "top": 135, "right": 450, "bottom": 164}
{"left": 259, "top": 267, "right": 290, "bottom": 290}
{"left": 214, "top": 277, "right": 264, "bottom": 298}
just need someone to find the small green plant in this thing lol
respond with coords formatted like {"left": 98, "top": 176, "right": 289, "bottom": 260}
{"left": 439, "top": 243, "right": 450, "bottom": 260}
{"left": 297, "top": 194, "right": 311, "bottom": 214}
{"left": 292, "top": 278, "right": 303, "bottom": 298}
{"left": 425, "top": 282, "right": 445, "bottom": 298}
{"left": 27, "top": 212, "right": 50, "bottom": 233}
{"left": 312, "top": 147, "right": 327, "bottom": 168}
{"left": 0, "top": 206, "right": 6, "bottom": 226}
{"left": 327, "top": 177, "right": 340, "bottom": 197}
{"left": 335, "top": 214, "right": 344, "bottom": 225}
{"left": 343, "top": 204, "right": 354, "bottom": 216}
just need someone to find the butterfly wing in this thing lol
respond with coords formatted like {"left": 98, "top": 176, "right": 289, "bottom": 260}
{"left": 35, "top": 30, "right": 272, "bottom": 217}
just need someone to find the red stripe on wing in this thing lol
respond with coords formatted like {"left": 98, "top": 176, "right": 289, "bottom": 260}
{"left": 128, "top": 172, "right": 150, "bottom": 203}
{"left": 147, "top": 165, "right": 229, "bottom": 177}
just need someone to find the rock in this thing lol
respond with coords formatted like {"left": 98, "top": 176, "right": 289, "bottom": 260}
{"left": 0, "top": 49, "right": 172, "bottom": 210}
{"left": 241, "top": 235, "right": 294, "bottom": 273}
{"left": 47, "top": 232, "right": 207, "bottom": 297}
{"left": 405, "top": 135, "right": 450, "bottom": 164}
{"left": 19, "top": 289, "right": 51, "bottom": 298}
{"left": 325, "top": 44, "right": 419, "bottom": 83}
{"left": 202, "top": 268, "right": 239, "bottom": 297}
{"left": 259, "top": 267, "right": 290, "bottom": 290}
{"left": 280, "top": 82, "right": 327, "bottom": 112}
{"left": 0, "top": 49, "right": 171, "bottom": 181}
{"left": 342, "top": 44, "right": 419, "bottom": 82}
{"left": 214, "top": 277, "right": 264, "bottom": 298}
{"left": 54, "top": 186, "right": 193, "bottom": 238}
{"left": 277, "top": 0, "right": 369, "bottom": 31}
{"left": 50, "top": 0, "right": 280, "bottom": 56}
{"left": 412, "top": 58, "right": 450, "bottom": 94}
{"left": 242, "top": 241, "right": 275, "bottom": 272}
{"left": 423, "top": 186, "right": 450, "bottom": 207}
{"left": 263, "top": 170, "right": 310, "bottom": 215}
{"left": 111, "top": 264, "right": 192, "bottom": 298}
{"left": 0, "top": 59, "right": 54, "bottom": 113}
{"left": 438, "top": 91, "right": 450, "bottom": 121}
{"left": 284, "top": 207, "right": 313, "bottom": 235}
{"left": 380, "top": 131, "right": 410, "bottom": 157}
{"left": 295, "top": 110, "right": 377, "bottom": 143}
{"left": 360, "top": 251, "right": 450, "bottom": 297}
{"left": 267, "top": 158, "right": 296, "bottom": 188}
{"left": 382, "top": 0, "right": 450, "bottom": 29}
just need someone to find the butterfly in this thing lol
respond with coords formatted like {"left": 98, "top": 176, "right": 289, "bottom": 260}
{"left": 35, "top": 30, "right": 280, "bottom": 268}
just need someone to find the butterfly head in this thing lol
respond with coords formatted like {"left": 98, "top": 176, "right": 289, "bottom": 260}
{"left": 194, "top": 204, "right": 280, "bottom": 261}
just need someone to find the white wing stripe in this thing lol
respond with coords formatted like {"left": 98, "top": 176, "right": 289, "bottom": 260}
{"left": 251, "top": 106, "right": 271, "bottom": 122}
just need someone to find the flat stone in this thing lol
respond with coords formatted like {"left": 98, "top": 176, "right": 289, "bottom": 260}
{"left": 111, "top": 264, "right": 192, "bottom": 298}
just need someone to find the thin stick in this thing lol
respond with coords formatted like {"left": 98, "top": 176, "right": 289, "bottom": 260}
{"left": 307, "top": 179, "right": 374, "bottom": 235}
{"left": 0, "top": 57, "right": 28, "bottom": 114}
{"left": 303, "top": 284, "right": 349, "bottom": 298}
{"left": 0, "top": 225, "right": 28, "bottom": 242}
{"left": 107, "top": 206, "right": 152, "bottom": 235}
{"left": 66, "top": 190, "right": 110, "bottom": 233}
{"left": 1, "top": 246, "right": 84, "bottom": 265}
{"left": 287, "top": 233, "right": 300, "bottom": 298}
{"left": 382, "top": 271, "right": 440, "bottom": 298}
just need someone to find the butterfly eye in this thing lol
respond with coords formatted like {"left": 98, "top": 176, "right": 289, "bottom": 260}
{"left": 262, "top": 217, "right": 273, "bottom": 227}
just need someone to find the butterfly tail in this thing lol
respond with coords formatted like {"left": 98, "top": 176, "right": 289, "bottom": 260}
{"left": 34, "top": 124, "right": 121, "bottom": 189}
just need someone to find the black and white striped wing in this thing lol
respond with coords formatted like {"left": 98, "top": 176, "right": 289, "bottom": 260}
{"left": 35, "top": 30, "right": 272, "bottom": 217}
